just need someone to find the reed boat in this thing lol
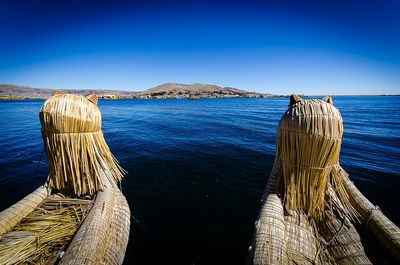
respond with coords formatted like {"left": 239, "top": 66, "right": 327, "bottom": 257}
{"left": 249, "top": 95, "right": 400, "bottom": 265}
{"left": 0, "top": 92, "right": 130, "bottom": 264}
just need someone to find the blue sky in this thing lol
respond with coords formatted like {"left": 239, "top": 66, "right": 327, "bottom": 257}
{"left": 0, "top": 0, "right": 399, "bottom": 95}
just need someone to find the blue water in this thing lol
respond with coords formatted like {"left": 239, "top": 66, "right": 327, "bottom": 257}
{"left": 0, "top": 96, "right": 399, "bottom": 264}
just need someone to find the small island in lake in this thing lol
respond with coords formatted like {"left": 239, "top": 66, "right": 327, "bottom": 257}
{"left": 0, "top": 83, "right": 285, "bottom": 100}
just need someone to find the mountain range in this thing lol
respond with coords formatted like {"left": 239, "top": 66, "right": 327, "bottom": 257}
{"left": 0, "top": 83, "right": 279, "bottom": 100}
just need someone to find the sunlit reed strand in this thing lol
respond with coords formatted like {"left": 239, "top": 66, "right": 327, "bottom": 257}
{"left": 40, "top": 93, "right": 125, "bottom": 196}
{"left": 277, "top": 99, "right": 358, "bottom": 221}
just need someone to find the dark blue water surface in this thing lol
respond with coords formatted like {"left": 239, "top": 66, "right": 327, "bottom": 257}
{"left": 0, "top": 96, "right": 399, "bottom": 264}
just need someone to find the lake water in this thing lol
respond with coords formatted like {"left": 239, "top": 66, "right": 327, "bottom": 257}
{"left": 0, "top": 96, "right": 399, "bottom": 264}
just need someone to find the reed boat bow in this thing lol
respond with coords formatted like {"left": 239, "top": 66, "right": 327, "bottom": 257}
{"left": 250, "top": 95, "right": 400, "bottom": 265}
{"left": 0, "top": 92, "right": 131, "bottom": 264}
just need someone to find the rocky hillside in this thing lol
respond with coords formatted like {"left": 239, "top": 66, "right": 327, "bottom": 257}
{"left": 0, "top": 84, "right": 139, "bottom": 99}
{"left": 136, "top": 83, "right": 271, "bottom": 99}
{"left": 0, "top": 83, "right": 277, "bottom": 100}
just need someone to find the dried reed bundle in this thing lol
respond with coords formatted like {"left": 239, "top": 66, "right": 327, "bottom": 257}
{"left": 276, "top": 97, "right": 357, "bottom": 220}
{"left": 0, "top": 186, "right": 48, "bottom": 235}
{"left": 40, "top": 92, "right": 125, "bottom": 196}
{"left": 0, "top": 197, "right": 92, "bottom": 264}
{"left": 251, "top": 95, "right": 399, "bottom": 264}
{"left": 58, "top": 174, "right": 131, "bottom": 265}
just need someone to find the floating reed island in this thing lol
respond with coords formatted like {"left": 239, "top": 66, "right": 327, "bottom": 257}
{"left": 249, "top": 95, "right": 400, "bottom": 265}
{"left": 0, "top": 92, "right": 130, "bottom": 264}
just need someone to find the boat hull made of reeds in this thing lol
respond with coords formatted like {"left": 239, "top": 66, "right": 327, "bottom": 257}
{"left": 0, "top": 177, "right": 130, "bottom": 265}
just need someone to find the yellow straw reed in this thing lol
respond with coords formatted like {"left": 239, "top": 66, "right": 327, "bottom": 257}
{"left": 0, "top": 197, "right": 92, "bottom": 264}
{"left": 39, "top": 93, "right": 125, "bottom": 196}
{"left": 276, "top": 98, "right": 358, "bottom": 221}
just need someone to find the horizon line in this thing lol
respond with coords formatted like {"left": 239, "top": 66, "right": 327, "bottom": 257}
{"left": 1, "top": 82, "right": 399, "bottom": 97}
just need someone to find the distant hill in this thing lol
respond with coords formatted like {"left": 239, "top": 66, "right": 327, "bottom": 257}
{"left": 137, "top": 83, "right": 272, "bottom": 99}
{"left": 0, "top": 83, "right": 278, "bottom": 100}
{"left": 0, "top": 84, "right": 139, "bottom": 100}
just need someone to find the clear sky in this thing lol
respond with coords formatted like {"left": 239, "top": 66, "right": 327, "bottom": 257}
{"left": 0, "top": 0, "right": 399, "bottom": 95}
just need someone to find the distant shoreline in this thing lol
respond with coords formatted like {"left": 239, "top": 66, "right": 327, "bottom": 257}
{"left": 1, "top": 95, "right": 398, "bottom": 101}
{"left": 0, "top": 95, "right": 290, "bottom": 101}
{"left": 0, "top": 84, "right": 398, "bottom": 100}
{"left": 0, "top": 83, "right": 282, "bottom": 100}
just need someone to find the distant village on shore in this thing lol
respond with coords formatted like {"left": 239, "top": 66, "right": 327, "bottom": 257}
{"left": 0, "top": 83, "right": 287, "bottom": 100}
